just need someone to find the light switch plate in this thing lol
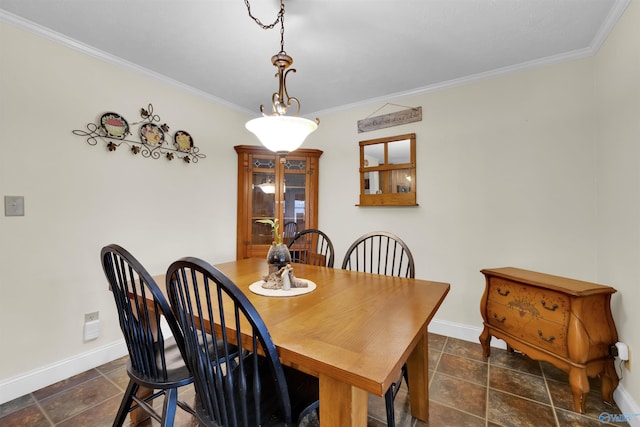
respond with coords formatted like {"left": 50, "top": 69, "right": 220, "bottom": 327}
{"left": 4, "top": 196, "right": 24, "bottom": 216}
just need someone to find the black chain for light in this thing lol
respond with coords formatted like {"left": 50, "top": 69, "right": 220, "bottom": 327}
{"left": 244, "top": 0, "right": 286, "bottom": 52}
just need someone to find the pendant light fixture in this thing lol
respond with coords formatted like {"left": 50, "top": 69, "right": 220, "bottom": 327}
{"left": 244, "top": 0, "right": 319, "bottom": 161}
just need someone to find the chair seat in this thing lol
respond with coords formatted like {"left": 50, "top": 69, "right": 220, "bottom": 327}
{"left": 127, "top": 333, "right": 238, "bottom": 390}
{"left": 126, "top": 335, "right": 193, "bottom": 389}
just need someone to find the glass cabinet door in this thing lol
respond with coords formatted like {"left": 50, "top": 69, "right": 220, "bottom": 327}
{"left": 282, "top": 158, "right": 307, "bottom": 243}
{"left": 235, "top": 145, "right": 322, "bottom": 260}
{"left": 251, "top": 157, "right": 277, "bottom": 245}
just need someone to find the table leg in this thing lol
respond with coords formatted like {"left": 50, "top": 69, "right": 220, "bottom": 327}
{"left": 319, "top": 374, "right": 368, "bottom": 427}
{"left": 406, "top": 331, "right": 429, "bottom": 421}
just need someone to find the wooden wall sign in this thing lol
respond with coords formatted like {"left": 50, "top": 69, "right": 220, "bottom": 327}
{"left": 357, "top": 106, "right": 422, "bottom": 133}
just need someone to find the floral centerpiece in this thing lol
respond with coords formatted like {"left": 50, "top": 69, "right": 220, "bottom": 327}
{"left": 256, "top": 218, "right": 307, "bottom": 290}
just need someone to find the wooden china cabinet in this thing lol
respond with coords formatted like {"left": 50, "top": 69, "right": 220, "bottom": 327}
{"left": 235, "top": 145, "right": 323, "bottom": 260}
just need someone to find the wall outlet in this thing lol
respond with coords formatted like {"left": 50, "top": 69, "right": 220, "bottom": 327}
{"left": 4, "top": 196, "right": 24, "bottom": 216}
{"left": 84, "top": 311, "right": 99, "bottom": 322}
{"left": 84, "top": 311, "right": 100, "bottom": 341}
{"left": 624, "top": 348, "right": 631, "bottom": 372}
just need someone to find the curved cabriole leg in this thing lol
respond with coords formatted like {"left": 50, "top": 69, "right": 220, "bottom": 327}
{"left": 601, "top": 358, "right": 619, "bottom": 406}
{"left": 569, "top": 367, "right": 589, "bottom": 413}
{"left": 479, "top": 327, "right": 492, "bottom": 357}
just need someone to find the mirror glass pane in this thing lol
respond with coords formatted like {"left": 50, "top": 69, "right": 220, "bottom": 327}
{"left": 390, "top": 168, "right": 412, "bottom": 193}
{"left": 388, "top": 139, "right": 411, "bottom": 164}
{"left": 363, "top": 144, "right": 384, "bottom": 167}
{"left": 364, "top": 171, "right": 381, "bottom": 194}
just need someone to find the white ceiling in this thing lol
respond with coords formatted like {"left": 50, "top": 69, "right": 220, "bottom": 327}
{"left": 0, "top": 0, "right": 630, "bottom": 117}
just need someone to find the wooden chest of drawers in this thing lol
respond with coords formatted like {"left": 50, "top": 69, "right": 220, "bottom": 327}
{"left": 479, "top": 267, "right": 618, "bottom": 413}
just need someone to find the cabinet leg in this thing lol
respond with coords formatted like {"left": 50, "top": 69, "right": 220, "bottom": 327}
{"left": 568, "top": 367, "right": 589, "bottom": 413}
{"left": 601, "top": 358, "right": 619, "bottom": 406}
{"left": 479, "top": 327, "right": 491, "bottom": 357}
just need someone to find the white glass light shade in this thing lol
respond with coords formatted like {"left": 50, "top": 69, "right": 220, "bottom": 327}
{"left": 257, "top": 182, "right": 276, "bottom": 194}
{"left": 246, "top": 115, "right": 318, "bottom": 154}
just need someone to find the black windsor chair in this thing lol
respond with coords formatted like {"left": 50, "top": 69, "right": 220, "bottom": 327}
{"left": 283, "top": 221, "right": 298, "bottom": 245}
{"left": 166, "top": 257, "right": 319, "bottom": 427}
{"left": 287, "top": 228, "right": 335, "bottom": 268}
{"left": 340, "top": 231, "right": 416, "bottom": 427}
{"left": 101, "top": 244, "right": 195, "bottom": 427}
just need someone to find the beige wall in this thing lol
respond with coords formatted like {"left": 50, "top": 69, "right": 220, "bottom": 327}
{"left": 315, "top": 58, "right": 599, "bottom": 324}
{"left": 0, "top": 21, "right": 247, "bottom": 391}
{"left": 594, "top": 0, "right": 640, "bottom": 410}
{"left": 1, "top": 2, "right": 638, "bottom": 413}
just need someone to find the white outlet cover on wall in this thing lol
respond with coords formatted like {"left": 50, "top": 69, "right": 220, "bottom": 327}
{"left": 4, "top": 196, "right": 24, "bottom": 216}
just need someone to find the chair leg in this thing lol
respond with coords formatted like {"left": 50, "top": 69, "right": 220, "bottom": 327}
{"left": 402, "top": 364, "right": 409, "bottom": 391}
{"left": 161, "top": 387, "right": 178, "bottom": 427}
{"left": 384, "top": 387, "right": 395, "bottom": 427}
{"left": 113, "top": 380, "right": 138, "bottom": 427}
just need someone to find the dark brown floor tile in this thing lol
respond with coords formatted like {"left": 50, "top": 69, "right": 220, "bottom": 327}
{"left": 540, "top": 361, "right": 568, "bottom": 383}
{"left": 429, "top": 373, "right": 486, "bottom": 418}
{"left": 428, "top": 349, "right": 441, "bottom": 369}
{"left": 102, "top": 365, "right": 130, "bottom": 390}
{"left": 488, "top": 349, "right": 542, "bottom": 376}
{"left": 0, "top": 403, "right": 51, "bottom": 427}
{"left": 436, "top": 353, "right": 487, "bottom": 386}
{"left": 0, "top": 394, "right": 36, "bottom": 418}
{"left": 428, "top": 333, "right": 447, "bottom": 351}
{"left": 555, "top": 408, "right": 629, "bottom": 427}
{"left": 546, "top": 377, "right": 622, "bottom": 420}
{"left": 32, "top": 369, "right": 101, "bottom": 401}
{"left": 487, "top": 389, "right": 556, "bottom": 427}
{"left": 56, "top": 394, "right": 122, "bottom": 427}
{"left": 96, "top": 355, "right": 128, "bottom": 374}
{"left": 489, "top": 365, "right": 549, "bottom": 403}
{"left": 414, "top": 400, "right": 485, "bottom": 426}
{"left": 39, "top": 375, "right": 121, "bottom": 423}
{"left": 442, "top": 338, "right": 487, "bottom": 362}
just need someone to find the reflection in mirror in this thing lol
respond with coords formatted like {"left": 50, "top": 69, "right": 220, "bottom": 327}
{"left": 359, "top": 133, "right": 416, "bottom": 206}
{"left": 388, "top": 139, "right": 411, "bottom": 164}
{"left": 364, "top": 144, "right": 384, "bottom": 166}
{"left": 363, "top": 171, "right": 380, "bottom": 194}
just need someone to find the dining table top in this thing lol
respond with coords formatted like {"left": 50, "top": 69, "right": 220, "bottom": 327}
{"left": 155, "top": 256, "right": 450, "bottom": 398}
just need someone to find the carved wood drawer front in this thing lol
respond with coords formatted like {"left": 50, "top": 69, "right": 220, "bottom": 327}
{"left": 486, "top": 300, "right": 568, "bottom": 357}
{"left": 521, "top": 317, "right": 567, "bottom": 356}
{"left": 530, "top": 289, "right": 570, "bottom": 325}
{"left": 487, "top": 277, "right": 518, "bottom": 301}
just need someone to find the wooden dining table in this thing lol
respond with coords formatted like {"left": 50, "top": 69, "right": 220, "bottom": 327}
{"left": 151, "top": 257, "right": 450, "bottom": 427}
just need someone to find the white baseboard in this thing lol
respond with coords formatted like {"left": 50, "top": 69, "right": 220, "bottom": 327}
{"left": 428, "top": 319, "right": 640, "bottom": 426}
{"left": 613, "top": 385, "right": 640, "bottom": 427}
{"left": 428, "top": 318, "right": 507, "bottom": 349}
{"left": 2, "top": 320, "right": 638, "bottom": 426}
{"left": 0, "top": 340, "right": 127, "bottom": 405}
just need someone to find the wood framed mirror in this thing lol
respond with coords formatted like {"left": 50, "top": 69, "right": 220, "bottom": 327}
{"left": 359, "top": 133, "right": 417, "bottom": 206}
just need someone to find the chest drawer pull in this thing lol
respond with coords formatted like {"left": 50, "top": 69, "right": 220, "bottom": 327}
{"left": 496, "top": 287, "right": 510, "bottom": 296}
{"left": 537, "top": 330, "right": 556, "bottom": 343}
{"left": 541, "top": 300, "right": 558, "bottom": 311}
{"left": 493, "top": 313, "right": 506, "bottom": 323}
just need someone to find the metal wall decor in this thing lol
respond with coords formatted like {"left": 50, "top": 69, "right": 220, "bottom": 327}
{"left": 73, "top": 104, "right": 206, "bottom": 164}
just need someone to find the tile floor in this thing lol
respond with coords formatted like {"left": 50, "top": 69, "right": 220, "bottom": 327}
{"left": 0, "top": 334, "right": 628, "bottom": 426}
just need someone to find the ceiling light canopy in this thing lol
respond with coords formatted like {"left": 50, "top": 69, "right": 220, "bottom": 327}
{"left": 243, "top": 0, "right": 319, "bottom": 161}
